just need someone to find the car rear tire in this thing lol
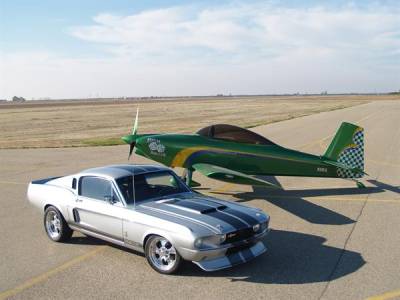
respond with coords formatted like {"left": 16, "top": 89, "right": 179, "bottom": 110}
{"left": 145, "top": 235, "right": 182, "bottom": 274}
{"left": 44, "top": 206, "right": 73, "bottom": 242}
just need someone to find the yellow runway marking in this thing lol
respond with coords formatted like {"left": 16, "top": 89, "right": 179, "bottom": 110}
{"left": 273, "top": 195, "right": 399, "bottom": 204}
{"left": 0, "top": 246, "right": 106, "bottom": 300}
{"left": 299, "top": 109, "right": 378, "bottom": 151}
{"left": 366, "top": 288, "right": 400, "bottom": 300}
{"left": 369, "top": 159, "right": 400, "bottom": 168}
{"left": 212, "top": 182, "right": 235, "bottom": 194}
{"left": 0, "top": 181, "right": 26, "bottom": 185}
{"left": 357, "top": 110, "right": 379, "bottom": 123}
{"left": 208, "top": 190, "right": 399, "bottom": 204}
{"left": 316, "top": 110, "right": 378, "bottom": 150}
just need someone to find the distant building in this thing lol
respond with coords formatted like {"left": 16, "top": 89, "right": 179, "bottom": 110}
{"left": 12, "top": 96, "right": 26, "bottom": 102}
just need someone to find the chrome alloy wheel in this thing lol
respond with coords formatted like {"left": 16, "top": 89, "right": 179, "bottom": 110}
{"left": 45, "top": 210, "right": 61, "bottom": 239}
{"left": 148, "top": 237, "right": 177, "bottom": 272}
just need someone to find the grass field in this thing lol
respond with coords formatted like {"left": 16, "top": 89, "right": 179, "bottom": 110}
{"left": 0, "top": 94, "right": 398, "bottom": 149}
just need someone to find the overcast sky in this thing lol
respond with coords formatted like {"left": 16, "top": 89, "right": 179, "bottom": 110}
{"left": 0, "top": 0, "right": 399, "bottom": 99}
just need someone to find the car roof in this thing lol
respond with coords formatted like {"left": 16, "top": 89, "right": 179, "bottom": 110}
{"left": 79, "top": 164, "right": 170, "bottom": 179}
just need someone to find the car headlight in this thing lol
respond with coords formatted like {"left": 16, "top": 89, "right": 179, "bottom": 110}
{"left": 253, "top": 224, "right": 261, "bottom": 232}
{"left": 260, "top": 221, "right": 268, "bottom": 232}
{"left": 218, "top": 234, "right": 226, "bottom": 244}
{"left": 194, "top": 237, "right": 203, "bottom": 248}
{"left": 194, "top": 234, "right": 226, "bottom": 249}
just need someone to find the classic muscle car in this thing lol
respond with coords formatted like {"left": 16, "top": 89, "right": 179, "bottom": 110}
{"left": 27, "top": 164, "right": 270, "bottom": 274}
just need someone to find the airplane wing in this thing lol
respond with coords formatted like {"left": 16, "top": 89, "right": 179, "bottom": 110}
{"left": 192, "top": 163, "right": 282, "bottom": 188}
{"left": 323, "top": 160, "right": 368, "bottom": 176}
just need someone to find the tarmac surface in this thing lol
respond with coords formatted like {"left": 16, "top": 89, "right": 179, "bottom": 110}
{"left": 0, "top": 100, "right": 399, "bottom": 300}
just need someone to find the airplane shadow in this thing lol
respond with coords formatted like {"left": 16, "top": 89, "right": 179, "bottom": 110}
{"left": 210, "top": 176, "right": 385, "bottom": 225}
{"left": 367, "top": 179, "right": 400, "bottom": 195}
{"left": 180, "top": 229, "right": 365, "bottom": 284}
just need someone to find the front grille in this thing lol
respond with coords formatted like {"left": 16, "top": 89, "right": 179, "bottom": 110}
{"left": 224, "top": 227, "right": 255, "bottom": 244}
{"left": 226, "top": 242, "right": 254, "bottom": 255}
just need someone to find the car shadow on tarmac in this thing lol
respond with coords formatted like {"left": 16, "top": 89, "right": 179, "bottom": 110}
{"left": 68, "top": 229, "right": 365, "bottom": 284}
{"left": 179, "top": 229, "right": 365, "bottom": 284}
{"left": 68, "top": 235, "right": 147, "bottom": 258}
{"left": 68, "top": 235, "right": 109, "bottom": 246}
{"left": 210, "top": 176, "right": 384, "bottom": 225}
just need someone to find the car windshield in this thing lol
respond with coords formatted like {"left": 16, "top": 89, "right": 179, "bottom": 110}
{"left": 116, "top": 171, "right": 190, "bottom": 204}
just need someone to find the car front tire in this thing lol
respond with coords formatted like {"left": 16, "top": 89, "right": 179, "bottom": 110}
{"left": 44, "top": 206, "right": 73, "bottom": 242}
{"left": 145, "top": 235, "right": 182, "bottom": 274}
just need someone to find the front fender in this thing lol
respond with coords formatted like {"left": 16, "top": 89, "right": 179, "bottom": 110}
{"left": 141, "top": 229, "right": 176, "bottom": 249}
{"left": 141, "top": 223, "right": 194, "bottom": 248}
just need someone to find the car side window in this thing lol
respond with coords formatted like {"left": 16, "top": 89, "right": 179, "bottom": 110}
{"left": 79, "top": 177, "right": 112, "bottom": 201}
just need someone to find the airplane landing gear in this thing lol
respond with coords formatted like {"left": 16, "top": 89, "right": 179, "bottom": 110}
{"left": 182, "top": 168, "right": 201, "bottom": 187}
{"left": 352, "top": 179, "right": 366, "bottom": 188}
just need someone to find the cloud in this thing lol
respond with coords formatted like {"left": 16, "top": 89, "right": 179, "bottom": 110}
{"left": 69, "top": 3, "right": 400, "bottom": 65}
{"left": 1, "top": 2, "right": 400, "bottom": 99}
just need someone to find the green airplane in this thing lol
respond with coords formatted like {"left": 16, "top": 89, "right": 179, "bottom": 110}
{"left": 121, "top": 109, "right": 366, "bottom": 189}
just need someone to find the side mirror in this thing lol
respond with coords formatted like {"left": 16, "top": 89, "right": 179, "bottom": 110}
{"left": 104, "top": 195, "right": 115, "bottom": 204}
{"left": 169, "top": 177, "right": 178, "bottom": 188}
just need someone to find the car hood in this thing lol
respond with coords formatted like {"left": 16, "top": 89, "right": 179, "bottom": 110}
{"left": 137, "top": 193, "right": 267, "bottom": 235}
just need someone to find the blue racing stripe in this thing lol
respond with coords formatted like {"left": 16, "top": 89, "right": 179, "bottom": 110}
{"left": 207, "top": 211, "right": 248, "bottom": 230}
{"left": 241, "top": 248, "right": 254, "bottom": 261}
{"left": 223, "top": 208, "right": 259, "bottom": 226}
{"left": 174, "top": 200, "right": 215, "bottom": 213}
{"left": 172, "top": 199, "right": 248, "bottom": 230}
{"left": 227, "top": 252, "right": 243, "bottom": 266}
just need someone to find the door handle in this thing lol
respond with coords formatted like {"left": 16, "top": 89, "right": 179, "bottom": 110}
{"left": 76, "top": 198, "right": 83, "bottom": 202}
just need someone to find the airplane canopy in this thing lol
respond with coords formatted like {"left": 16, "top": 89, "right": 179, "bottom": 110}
{"left": 197, "top": 124, "right": 276, "bottom": 145}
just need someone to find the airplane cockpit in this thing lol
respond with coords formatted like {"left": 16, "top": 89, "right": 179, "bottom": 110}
{"left": 196, "top": 124, "right": 276, "bottom": 145}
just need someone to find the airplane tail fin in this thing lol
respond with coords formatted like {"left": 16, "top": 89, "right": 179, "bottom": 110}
{"left": 323, "top": 122, "right": 364, "bottom": 178}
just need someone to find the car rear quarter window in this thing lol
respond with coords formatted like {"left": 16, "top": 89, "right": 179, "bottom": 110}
{"left": 79, "top": 177, "right": 111, "bottom": 201}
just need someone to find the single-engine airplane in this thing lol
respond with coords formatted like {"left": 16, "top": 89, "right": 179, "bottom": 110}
{"left": 122, "top": 109, "right": 366, "bottom": 189}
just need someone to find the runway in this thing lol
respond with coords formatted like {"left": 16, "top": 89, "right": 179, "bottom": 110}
{"left": 1, "top": 100, "right": 399, "bottom": 300}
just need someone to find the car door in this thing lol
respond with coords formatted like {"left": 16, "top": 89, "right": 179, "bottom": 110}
{"left": 72, "top": 176, "right": 124, "bottom": 241}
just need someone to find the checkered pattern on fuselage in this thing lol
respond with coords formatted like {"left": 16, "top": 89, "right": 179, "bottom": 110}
{"left": 337, "top": 130, "right": 364, "bottom": 178}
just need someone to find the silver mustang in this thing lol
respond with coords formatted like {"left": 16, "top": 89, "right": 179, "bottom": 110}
{"left": 27, "top": 164, "right": 270, "bottom": 274}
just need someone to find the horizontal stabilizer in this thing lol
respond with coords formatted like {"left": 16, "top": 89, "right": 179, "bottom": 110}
{"left": 323, "top": 160, "right": 368, "bottom": 176}
{"left": 193, "top": 163, "right": 281, "bottom": 188}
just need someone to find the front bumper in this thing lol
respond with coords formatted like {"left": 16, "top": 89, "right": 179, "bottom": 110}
{"left": 178, "top": 228, "right": 269, "bottom": 262}
{"left": 193, "top": 241, "right": 267, "bottom": 271}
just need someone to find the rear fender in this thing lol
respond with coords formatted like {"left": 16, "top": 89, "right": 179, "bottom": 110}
{"left": 27, "top": 182, "right": 76, "bottom": 221}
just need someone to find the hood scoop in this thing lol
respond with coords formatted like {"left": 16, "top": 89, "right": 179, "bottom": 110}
{"left": 160, "top": 199, "right": 227, "bottom": 215}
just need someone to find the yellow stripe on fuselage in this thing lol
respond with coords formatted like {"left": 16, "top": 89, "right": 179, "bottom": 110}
{"left": 171, "top": 147, "right": 211, "bottom": 167}
{"left": 170, "top": 144, "right": 312, "bottom": 168}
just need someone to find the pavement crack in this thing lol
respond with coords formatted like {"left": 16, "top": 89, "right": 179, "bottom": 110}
{"left": 319, "top": 115, "right": 400, "bottom": 300}
{"left": 318, "top": 192, "right": 370, "bottom": 300}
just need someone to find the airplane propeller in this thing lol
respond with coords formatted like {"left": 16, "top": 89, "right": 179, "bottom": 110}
{"left": 128, "top": 142, "right": 135, "bottom": 160}
{"left": 132, "top": 107, "right": 139, "bottom": 136}
{"left": 122, "top": 108, "right": 139, "bottom": 160}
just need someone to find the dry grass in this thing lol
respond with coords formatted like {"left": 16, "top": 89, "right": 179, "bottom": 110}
{"left": 0, "top": 94, "right": 397, "bottom": 149}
